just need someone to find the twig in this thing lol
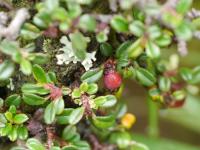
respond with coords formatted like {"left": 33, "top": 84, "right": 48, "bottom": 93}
{"left": 177, "top": 39, "right": 188, "bottom": 56}
{"left": 0, "top": 8, "right": 30, "bottom": 40}
{"left": 187, "top": 8, "right": 200, "bottom": 19}
{"left": 46, "top": 125, "right": 55, "bottom": 150}
{"left": 0, "top": 0, "right": 13, "bottom": 10}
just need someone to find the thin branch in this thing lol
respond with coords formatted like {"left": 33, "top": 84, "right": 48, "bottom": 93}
{"left": 187, "top": 8, "right": 200, "bottom": 19}
{"left": 0, "top": 8, "right": 30, "bottom": 40}
{"left": 46, "top": 126, "right": 55, "bottom": 150}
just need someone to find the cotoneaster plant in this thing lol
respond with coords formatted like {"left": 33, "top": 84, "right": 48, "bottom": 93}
{"left": 0, "top": 0, "right": 199, "bottom": 150}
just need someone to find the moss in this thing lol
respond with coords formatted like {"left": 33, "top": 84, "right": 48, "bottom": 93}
{"left": 12, "top": 0, "right": 34, "bottom": 9}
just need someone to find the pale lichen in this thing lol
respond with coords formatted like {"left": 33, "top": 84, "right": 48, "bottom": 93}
{"left": 56, "top": 36, "right": 96, "bottom": 71}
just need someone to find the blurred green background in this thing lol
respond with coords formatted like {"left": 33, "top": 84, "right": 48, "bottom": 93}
{"left": 123, "top": 1, "right": 200, "bottom": 149}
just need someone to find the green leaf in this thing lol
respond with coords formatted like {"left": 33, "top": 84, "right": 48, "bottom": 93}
{"left": 54, "top": 98, "right": 64, "bottom": 115}
{"left": 51, "top": 147, "right": 61, "bottom": 150}
{"left": 47, "top": 71, "right": 57, "bottom": 83}
{"left": 79, "top": 14, "right": 96, "bottom": 31}
{"left": 146, "top": 41, "right": 160, "bottom": 59}
{"left": 5, "top": 94, "right": 21, "bottom": 107}
{"left": 155, "top": 33, "right": 171, "bottom": 47}
{"left": 56, "top": 108, "right": 74, "bottom": 124}
{"left": 100, "top": 43, "right": 113, "bottom": 57}
{"left": 172, "top": 90, "right": 185, "bottom": 100}
{"left": 131, "top": 142, "right": 149, "bottom": 150}
{"left": 0, "top": 60, "right": 15, "bottom": 80}
{"left": 180, "top": 68, "right": 193, "bottom": 82}
{"left": 44, "top": 102, "right": 56, "bottom": 124}
{"left": 52, "top": 7, "right": 69, "bottom": 22}
{"left": 111, "top": 15, "right": 129, "bottom": 32}
{"left": 9, "top": 105, "right": 17, "bottom": 114}
{"left": 80, "top": 82, "right": 89, "bottom": 92}
{"left": 30, "top": 53, "right": 49, "bottom": 64}
{"left": 70, "top": 32, "right": 88, "bottom": 60}
{"left": 21, "top": 23, "right": 40, "bottom": 40}
{"left": 116, "top": 41, "right": 132, "bottom": 58}
{"left": 5, "top": 111, "right": 13, "bottom": 122}
{"left": 62, "top": 87, "right": 71, "bottom": 95}
{"left": 175, "top": 22, "right": 192, "bottom": 41}
{"left": 86, "top": 83, "right": 98, "bottom": 95}
{"left": 62, "top": 125, "right": 78, "bottom": 141}
{"left": 81, "top": 68, "right": 103, "bottom": 83}
{"left": 176, "top": 0, "right": 192, "bottom": 14}
{"left": 68, "top": 107, "right": 84, "bottom": 125}
{"left": 102, "top": 95, "right": 117, "bottom": 108}
{"left": 94, "top": 96, "right": 107, "bottom": 107}
{"left": 62, "top": 141, "right": 90, "bottom": 150}
{"left": 22, "top": 84, "right": 49, "bottom": 95}
{"left": 26, "top": 138, "right": 45, "bottom": 150}
{"left": 128, "top": 39, "right": 144, "bottom": 58}
{"left": 158, "top": 77, "right": 171, "bottom": 92}
{"left": 32, "top": 64, "right": 48, "bottom": 83}
{"left": 94, "top": 95, "right": 116, "bottom": 108}
{"left": 23, "top": 93, "right": 46, "bottom": 105}
{"left": 13, "top": 114, "right": 28, "bottom": 124}
{"left": 17, "top": 126, "right": 28, "bottom": 140}
{"left": 0, "top": 40, "right": 18, "bottom": 56}
{"left": 8, "top": 126, "right": 17, "bottom": 141}
{"left": 115, "top": 101, "right": 127, "bottom": 118}
{"left": 0, "top": 98, "right": 4, "bottom": 108}
{"left": 109, "top": 131, "right": 132, "bottom": 149}
{"left": 20, "top": 59, "right": 32, "bottom": 75}
{"left": 45, "top": 0, "right": 59, "bottom": 11}
{"left": 92, "top": 115, "right": 115, "bottom": 129}
{"left": 72, "top": 89, "right": 81, "bottom": 99}
{"left": 0, "top": 114, "right": 7, "bottom": 127}
{"left": 136, "top": 68, "right": 156, "bottom": 86}
{"left": 191, "top": 66, "right": 200, "bottom": 84}
{"left": 147, "top": 25, "right": 161, "bottom": 40}
{"left": 11, "top": 146, "right": 27, "bottom": 150}
{"left": 1, "top": 123, "right": 12, "bottom": 136}
{"left": 129, "top": 21, "right": 144, "bottom": 37}
{"left": 96, "top": 32, "right": 108, "bottom": 43}
{"left": 33, "top": 11, "right": 51, "bottom": 28}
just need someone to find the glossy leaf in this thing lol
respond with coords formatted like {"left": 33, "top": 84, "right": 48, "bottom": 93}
{"left": 22, "top": 83, "right": 49, "bottom": 95}
{"left": 146, "top": 41, "right": 160, "bottom": 59}
{"left": 100, "top": 43, "right": 113, "bottom": 57}
{"left": 32, "top": 64, "right": 48, "bottom": 83}
{"left": 79, "top": 14, "right": 96, "bottom": 31}
{"left": 5, "top": 94, "right": 21, "bottom": 107}
{"left": 23, "top": 93, "right": 46, "bottom": 105}
{"left": 68, "top": 107, "right": 84, "bottom": 125}
{"left": 136, "top": 68, "right": 156, "bottom": 86}
{"left": 86, "top": 83, "right": 98, "bottom": 95}
{"left": 0, "top": 60, "right": 15, "bottom": 80}
{"left": 111, "top": 15, "right": 129, "bottom": 32}
{"left": 13, "top": 114, "right": 29, "bottom": 124}
{"left": 26, "top": 138, "right": 45, "bottom": 150}
{"left": 17, "top": 126, "right": 28, "bottom": 140}
{"left": 44, "top": 102, "right": 56, "bottom": 124}
{"left": 54, "top": 98, "right": 64, "bottom": 115}
{"left": 81, "top": 68, "right": 103, "bottom": 83}
{"left": 20, "top": 59, "right": 32, "bottom": 75}
{"left": 92, "top": 115, "right": 115, "bottom": 129}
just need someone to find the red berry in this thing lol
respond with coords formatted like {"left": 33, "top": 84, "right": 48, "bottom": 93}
{"left": 168, "top": 99, "right": 185, "bottom": 108}
{"left": 103, "top": 71, "right": 122, "bottom": 90}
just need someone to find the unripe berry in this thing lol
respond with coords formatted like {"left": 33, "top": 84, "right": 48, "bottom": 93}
{"left": 103, "top": 71, "right": 122, "bottom": 90}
